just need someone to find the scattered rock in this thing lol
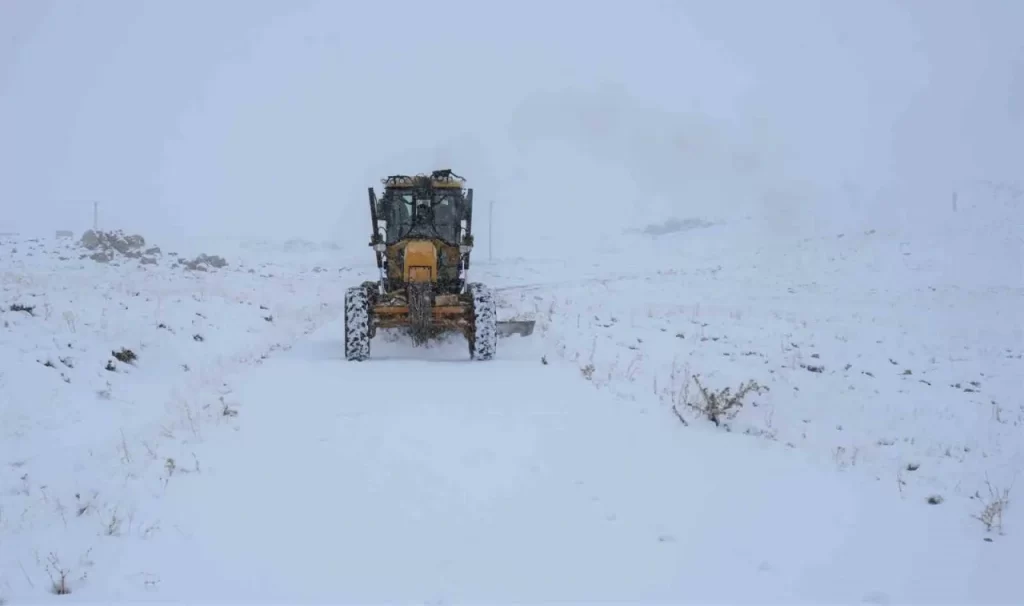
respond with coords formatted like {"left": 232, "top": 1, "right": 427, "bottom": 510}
{"left": 80, "top": 230, "right": 101, "bottom": 249}
{"left": 283, "top": 238, "right": 318, "bottom": 253}
{"left": 178, "top": 253, "right": 228, "bottom": 271}
{"left": 111, "top": 238, "right": 132, "bottom": 254}
{"left": 9, "top": 303, "right": 35, "bottom": 315}
{"left": 204, "top": 254, "right": 227, "bottom": 268}
{"left": 112, "top": 348, "right": 137, "bottom": 364}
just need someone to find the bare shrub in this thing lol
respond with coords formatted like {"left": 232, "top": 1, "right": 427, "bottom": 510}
{"left": 106, "top": 509, "right": 122, "bottom": 536}
{"left": 44, "top": 553, "right": 71, "bottom": 595}
{"left": 220, "top": 396, "right": 238, "bottom": 417}
{"left": 686, "top": 375, "right": 768, "bottom": 427}
{"left": 973, "top": 478, "right": 1012, "bottom": 534}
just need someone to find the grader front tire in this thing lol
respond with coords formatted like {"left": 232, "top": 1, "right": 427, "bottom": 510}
{"left": 468, "top": 282, "right": 497, "bottom": 360}
{"left": 344, "top": 286, "right": 371, "bottom": 361}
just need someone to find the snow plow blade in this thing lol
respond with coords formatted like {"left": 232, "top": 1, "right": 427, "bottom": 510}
{"left": 496, "top": 320, "right": 535, "bottom": 338}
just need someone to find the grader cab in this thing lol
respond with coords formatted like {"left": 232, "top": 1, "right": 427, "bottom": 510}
{"left": 343, "top": 169, "right": 532, "bottom": 361}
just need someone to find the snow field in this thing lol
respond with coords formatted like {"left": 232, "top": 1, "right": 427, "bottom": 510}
{"left": 0, "top": 204, "right": 1021, "bottom": 603}
{"left": 488, "top": 221, "right": 1022, "bottom": 540}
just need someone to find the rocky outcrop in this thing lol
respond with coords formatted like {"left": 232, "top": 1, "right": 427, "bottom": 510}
{"left": 78, "top": 229, "right": 160, "bottom": 265}
{"left": 80, "top": 230, "right": 102, "bottom": 250}
{"left": 76, "top": 229, "right": 228, "bottom": 270}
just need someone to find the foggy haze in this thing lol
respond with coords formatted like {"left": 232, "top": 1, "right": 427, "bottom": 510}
{"left": 1, "top": 0, "right": 1021, "bottom": 255}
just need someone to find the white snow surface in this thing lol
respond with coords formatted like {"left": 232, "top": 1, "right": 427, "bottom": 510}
{"left": 1, "top": 207, "right": 1021, "bottom": 603}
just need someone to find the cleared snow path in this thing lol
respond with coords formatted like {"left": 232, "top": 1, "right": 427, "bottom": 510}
{"left": 84, "top": 317, "right": 1016, "bottom": 604}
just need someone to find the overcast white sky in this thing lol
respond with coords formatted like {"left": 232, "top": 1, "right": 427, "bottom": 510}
{"left": 1, "top": 0, "right": 1021, "bottom": 251}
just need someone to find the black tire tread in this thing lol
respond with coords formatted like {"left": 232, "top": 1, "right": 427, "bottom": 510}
{"left": 468, "top": 282, "right": 496, "bottom": 360}
{"left": 344, "top": 286, "right": 371, "bottom": 361}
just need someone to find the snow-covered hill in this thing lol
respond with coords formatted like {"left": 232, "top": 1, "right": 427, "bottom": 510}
{"left": 1, "top": 206, "right": 1021, "bottom": 602}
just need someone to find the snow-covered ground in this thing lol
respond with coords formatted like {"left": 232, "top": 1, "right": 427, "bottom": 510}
{"left": 1, "top": 202, "right": 1021, "bottom": 602}
{"left": 0, "top": 233, "right": 353, "bottom": 600}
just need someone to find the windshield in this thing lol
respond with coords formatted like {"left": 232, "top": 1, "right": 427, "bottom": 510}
{"left": 383, "top": 190, "right": 460, "bottom": 244}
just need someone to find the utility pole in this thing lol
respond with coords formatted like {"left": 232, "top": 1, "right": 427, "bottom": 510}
{"left": 93, "top": 201, "right": 99, "bottom": 230}
{"left": 488, "top": 199, "right": 494, "bottom": 263}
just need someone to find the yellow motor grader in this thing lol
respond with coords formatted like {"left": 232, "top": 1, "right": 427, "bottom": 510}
{"left": 344, "top": 169, "right": 533, "bottom": 361}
